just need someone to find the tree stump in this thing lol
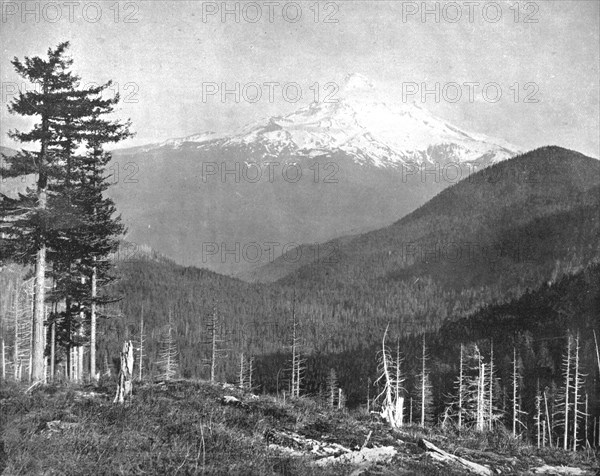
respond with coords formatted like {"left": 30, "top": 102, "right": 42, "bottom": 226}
{"left": 113, "top": 341, "right": 134, "bottom": 404}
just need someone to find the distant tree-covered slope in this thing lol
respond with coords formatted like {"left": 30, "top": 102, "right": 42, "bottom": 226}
{"left": 254, "top": 146, "right": 599, "bottom": 287}
{"left": 0, "top": 147, "right": 36, "bottom": 198}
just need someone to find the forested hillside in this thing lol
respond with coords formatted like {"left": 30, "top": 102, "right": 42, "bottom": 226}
{"left": 254, "top": 146, "right": 600, "bottom": 286}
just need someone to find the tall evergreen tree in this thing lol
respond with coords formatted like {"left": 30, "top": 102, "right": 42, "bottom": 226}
{"left": 70, "top": 111, "right": 131, "bottom": 381}
{"left": 1, "top": 42, "right": 80, "bottom": 381}
{"left": 1, "top": 42, "right": 131, "bottom": 382}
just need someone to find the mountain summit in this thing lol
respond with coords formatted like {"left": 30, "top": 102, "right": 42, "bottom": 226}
{"left": 147, "top": 74, "right": 522, "bottom": 170}
{"left": 340, "top": 72, "right": 376, "bottom": 92}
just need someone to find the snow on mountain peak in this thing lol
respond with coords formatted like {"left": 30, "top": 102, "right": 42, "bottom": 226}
{"left": 152, "top": 74, "right": 522, "bottom": 169}
{"left": 341, "top": 73, "right": 375, "bottom": 93}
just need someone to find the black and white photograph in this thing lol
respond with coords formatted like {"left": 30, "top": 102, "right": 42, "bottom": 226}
{"left": 0, "top": 1, "right": 599, "bottom": 474}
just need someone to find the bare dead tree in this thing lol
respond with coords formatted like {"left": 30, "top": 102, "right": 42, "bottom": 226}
{"left": 156, "top": 311, "right": 178, "bottom": 381}
{"left": 461, "top": 344, "right": 490, "bottom": 432}
{"left": 247, "top": 356, "right": 255, "bottom": 390}
{"left": 584, "top": 393, "right": 589, "bottom": 448}
{"left": 394, "top": 338, "right": 405, "bottom": 423}
{"left": 419, "top": 335, "right": 433, "bottom": 427}
{"left": 511, "top": 347, "right": 527, "bottom": 438}
{"left": 572, "top": 331, "right": 586, "bottom": 451}
{"left": 558, "top": 334, "right": 573, "bottom": 450}
{"left": 0, "top": 335, "right": 4, "bottom": 381}
{"left": 375, "top": 324, "right": 404, "bottom": 428}
{"left": 205, "top": 302, "right": 226, "bottom": 384}
{"left": 289, "top": 295, "right": 305, "bottom": 398}
{"left": 239, "top": 352, "right": 245, "bottom": 389}
{"left": 543, "top": 387, "right": 553, "bottom": 448}
{"left": 535, "top": 380, "right": 543, "bottom": 448}
{"left": 136, "top": 304, "right": 145, "bottom": 381}
{"left": 488, "top": 341, "right": 498, "bottom": 430}
{"left": 446, "top": 343, "right": 466, "bottom": 429}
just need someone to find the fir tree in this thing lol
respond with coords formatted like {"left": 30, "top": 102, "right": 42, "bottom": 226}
{"left": 1, "top": 42, "right": 131, "bottom": 382}
{"left": 1, "top": 42, "right": 79, "bottom": 381}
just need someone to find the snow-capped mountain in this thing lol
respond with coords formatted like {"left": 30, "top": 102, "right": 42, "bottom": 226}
{"left": 146, "top": 73, "right": 521, "bottom": 169}
{"left": 109, "top": 74, "right": 523, "bottom": 276}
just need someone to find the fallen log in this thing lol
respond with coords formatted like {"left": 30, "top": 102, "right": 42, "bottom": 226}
{"left": 314, "top": 445, "right": 397, "bottom": 468}
{"left": 419, "top": 438, "right": 492, "bottom": 476}
{"left": 266, "top": 429, "right": 397, "bottom": 472}
{"left": 266, "top": 429, "right": 351, "bottom": 457}
{"left": 532, "top": 465, "right": 590, "bottom": 475}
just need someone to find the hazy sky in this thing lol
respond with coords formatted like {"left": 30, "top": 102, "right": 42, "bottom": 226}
{"left": 1, "top": 0, "right": 598, "bottom": 157}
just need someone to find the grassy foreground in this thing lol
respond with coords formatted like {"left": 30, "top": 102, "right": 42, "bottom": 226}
{"left": 1, "top": 379, "right": 597, "bottom": 475}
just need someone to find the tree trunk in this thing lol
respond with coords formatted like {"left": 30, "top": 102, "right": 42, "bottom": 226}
{"left": 458, "top": 344, "right": 464, "bottom": 429}
{"left": 90, "top": 265, "right": 97, "bottom": 382}
{"left": 239, "top": 352, "right": 245, "bottom": 389}
{"left": 478, "top": 362, "right": 485, "bottom": 431}
{"left": 1, "top": 336, "right": 5, "bottom": 381}
{"left": 395, "top": 340, "right": 403, "bottom": 426}
{"left": 291, "top": 304, "right": 298, "bottom": 397}
{"left": 50, "top": 320, "right": 55, "bottom": 382}
{"left": 210, "top": 316, "right": 216, "bottom": 384}
{"left": 31, "top": 115, "right": 49, "bottom": 383}
{"left": 66, "top": 296, "right": 72, "bottom": 380}
{"left": 247, "top": 356, "right": 253, "bottom": 390}
{"left": 572, "top": 333, "right": 580, "bottom": 452}
{"left": 584, "top": 394, "right": 589, "bottom": 448}
{"left": 31, "top": 220, "right": 47, "bottom": 382}
{"left": 114, "top": 341, "right": 134, "bottom": 403}
{"left": 488, "top": 342, "right": 494, "bottom": 429}
{"left": 512, "top": 347, "right": 518, "bottom": 437}
{"left": 13, "top": 287, "right": 18, "bottom": 381}
{"left": 536, "top": 382, "right": 542, "bottom": 448}
{"left": 563, "top": 335, "right": 572, "bottom": 450}
{"left": 43, "top": 309, "right": 47, "bottom": 383}
{"left": 420, "top": 336, "right": 427, "bottom": 427}
{"left": 544, "top": 390, "right": 553, "bottom": 447}
{"left": 28, "top": 294, "right": 33, "bottom": 383}
{"left": 138, "top": 305, "right": 144, "bottom": 381}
